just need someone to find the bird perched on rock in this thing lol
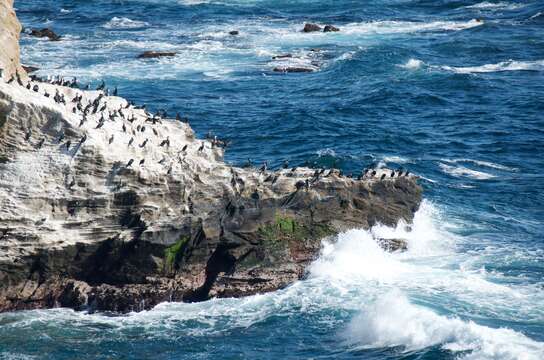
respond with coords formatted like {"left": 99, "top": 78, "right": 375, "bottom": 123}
{"left": 260, "top": 161, "right": 268, "bottom": 173}
{"left": 113, "top": 86, "right": 118, "bottom": 96}
{"left": 390, "top": 170, "right": 395, "bottom": 177}
{"left": 283, "top": 160, "right": 289, "bottom": 169}
{"left": 139, "top": 159, "right": 145, "bottom": 166}
{"left": 128, "top": 137, "right": 134, "bottom": 147}
{"left": 295, "top": 180, "right": 305, "bottom": 190}
{"left": 36, "top": 138, "right": 45, "bottom": 149}
{"left": 109, "top": 135, "right": 114, "bottom": 144}
{"left": 380, "top": 173, "right": 386, "bottom": 180}
{"left": 198, "top": 143, "right": 205, "bottom": 152}
{"left": 159, "top": 137, "right": 170, "bottom": 147}
{"left": 65, "top": 140, "right": 71, "bottom": 150}
{"left": 139, "top": 139, "right": 148, "bottom": 148}
{"left": 122, "top": 123, "right": 126, "bottom": 132}
{"left": 126, "top": 159, "right": 134, "bottom": 167}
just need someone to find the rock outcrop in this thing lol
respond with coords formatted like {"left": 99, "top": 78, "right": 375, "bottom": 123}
{"left": 29, "top": 28, "right": 61, "bottom": 41}
{"left": 0, "top": 0, "right": 27, "bottom": 82}
{"left": 0, "top": 1, "right": 423, "bottom": 313}
{"left": 137, "top": 51, "right": 177, "bottom": 59}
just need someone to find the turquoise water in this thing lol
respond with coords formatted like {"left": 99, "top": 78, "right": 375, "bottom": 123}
{"left": 2, "top": 0, "right": 544, "bottom": 358}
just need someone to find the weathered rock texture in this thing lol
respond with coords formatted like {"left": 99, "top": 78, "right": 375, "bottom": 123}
{"left": 0, "top": 2, "right": 422, "bottom": 313}
{"left": 0, "top": 0, "right": 27, "bottom": 82}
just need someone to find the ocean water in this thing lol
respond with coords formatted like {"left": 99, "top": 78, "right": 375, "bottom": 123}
{"left": 2, "top": 0, "right": 544, "bottom": 358}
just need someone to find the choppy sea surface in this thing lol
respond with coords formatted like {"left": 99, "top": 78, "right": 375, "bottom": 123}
{"left": 2, "top": 0, "right": 544, "bottom": 358}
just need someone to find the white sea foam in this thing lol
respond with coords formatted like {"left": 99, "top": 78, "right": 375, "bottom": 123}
{"left": 464, "top": 1, "right": 523, "bottom": 10}
{"left": 103, "top": 17, "right": 149, "bottom": 30}
{"left": 400, "top": 58, "right": 424, "bottom": 69}
{"left": 442, "top": 59, "right": 544, "bottom": 74}
{"left": 341, "top": 19, "right": 483, "bottom": 35}
{"left": 345, "top": 290, "right": 544, "bottom": 359}
{"left": 60, "top": 8, "right": 71, "bottom": 14}
{"left": 439, "top": 163, "right": 496, "bottom": 180}
{"left": 381, "top": 155, "right": 413, "bottom": 164}
{"left": 445, "top": 158, "right": 518, "bottom": 171}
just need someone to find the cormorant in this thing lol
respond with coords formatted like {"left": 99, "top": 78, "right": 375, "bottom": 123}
{"left": 36, "top": 138, "right": 45, "bottom": 149}
{"left": 371, "top": 170, "right": 376, "bottom": 177}
{"left": 159, "top": 137, "right": 170, "bottom": 147}
{"left": 109, "top": 135, "right": 114, "bottom": 144}
{"left": 139, "top": 139, "right": 148, "bottom": 148}
{"left": 126, "top": 159, "right": 134, "bottom": 167}
{"left": 122, "top": 123, "right": 126, "bottom": 132}
{"left": 113, "top": 86, "right": 118, "bottom": 96}
{"left": 390, "top": 170, "right": 395, "bottom": 177}
{"left": 380, "top": 173, "right": 386, "bottom": 180}
{"left": 152, "top": 128, "right": 158, "bottom": 136}
{"left": 282, "top": 160, "right": 289, "bottom": 169}
{"left": 176, "top": 112, "right": 181, "bottom": 121}
{"left": 260, "top": 161, "right": 268, "bottom": 173}
{"left": 80, "top": 134, "right": 87, "bottom": 144}
{"left": 158, "top": 157, "right": 166, "bottom": 164}
{"left": 65, "top": 140, "right": 71, "bottom": 150}
{"left": 198, "top": 143, "right": 205, "bottom": 152}
{"left": 139, "top": 159, "right": 145, "bottom": 166}
{"left": 96, "top": 80, "right": 105, "bottom": 91}
{"left": 128, "top": 137, "right": 134, "bottom": 146}
{"left": 181, "top": 144, "right": 188, "bottom": 153}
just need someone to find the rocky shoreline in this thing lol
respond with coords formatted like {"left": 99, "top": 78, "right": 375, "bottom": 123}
{"left": 0, "top": 0, "right": 422, "bottom": 313}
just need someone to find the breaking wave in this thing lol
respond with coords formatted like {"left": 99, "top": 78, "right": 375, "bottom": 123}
{"left": 442, "top": 59, "right": 544, "bottom": 74}
{"left": 103, "top": 17, "right": 149, "bottom": 30}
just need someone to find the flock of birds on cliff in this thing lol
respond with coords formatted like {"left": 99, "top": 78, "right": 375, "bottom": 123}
{"left": 2, "top": 70, "right": 411, "bottom": 193}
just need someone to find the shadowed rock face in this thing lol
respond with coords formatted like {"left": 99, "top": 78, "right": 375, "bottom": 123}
{"left": 0, "top": 1, "right": 422, "bottom": 313}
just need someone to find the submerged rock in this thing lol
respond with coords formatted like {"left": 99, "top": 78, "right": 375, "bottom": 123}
{"left": 323, "top": 25, "right": 340, "bottom": 32}
{"left": 302, "top": 23, "right": 322, "bottom": 32}
{"left": 137, "top": 51, "right": 177, "bottom": 59}
{"left": 272, "top": 54, "right": 293, "bottom": 60}
{"left": 273, "top": 66, "right": 315, "bottom": 73}
{"left": 29, "top": 28, "right": 61, "bottom": 41}
{"left": 376, "top": 238, "right": 408, "bottom": 252}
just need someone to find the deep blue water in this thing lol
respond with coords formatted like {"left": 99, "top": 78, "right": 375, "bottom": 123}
{"left": 2, "top": 0, "right": 544, "bottom": 358}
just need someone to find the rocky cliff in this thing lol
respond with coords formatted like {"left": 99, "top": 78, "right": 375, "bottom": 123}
{"left": 0, "top": 1, "right": 422, "bottom": 313}
{"left": 0, "top": 0, "right": 26, "bottom": 82}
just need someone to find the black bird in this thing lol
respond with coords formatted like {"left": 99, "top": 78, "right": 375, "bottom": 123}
{"left": 140, "top": 126, "right": 146, "bottom": 133}
{"left": 152, "top": 128, "right": 158, "bottom": 136}
{"left": 113, "top": 86, "right": 118, "bottom": 96}
{"left": 158, "top": 157, "right": 166, "bottom": 164}
{"left": 109, "top": 135, "right": 114, "bottom": 144}
{"left": 139, "top": 159, "right": 145, "bottom": 166}
{"left": 126, "top": 159, "right": 134, "bottom": 167}
{"left": 16, "top": 72, "right": 23, "bottom": 86}
{"left": 295, "top": 180, "right": 305, "bottom": 190}
{"left": 176, "top": 112, "right": 181, "bottom": 121}
{"left": 159, "top": 137, "right": 170, "bottom": 147}
{"left": 390, "top": 170, "right": 395, "bottom": 178}
{"left": 36, "top": 138, "right": 45, "bottom": 149}
{"left": 380, "top": 173, "right": 386, "bottom": 180}
{"left": 371, "top": 170, "right": 376, "bottom": 177}
{"left": 260, "top": 161, "right": 267, "bottom": 173}
{"left": 58, "top": 132, "right": 65, "bottom": 143}
{"left": 95, "top": 121, "right": 104, "bottom": 129}
{"left": 198, "top": 143, "right": 205, "bottom": 152}
{"left": 26, "top": 83, "right": 31, "bottom": 90}
{"left": 7, "top": 76, "right": 14, "bottom": 84}
{"left": 136, "top": 125, "right": 141, "bottom": 132}
{"left": 181, "top": 144, "right": 188, "bottom": 153}
{"left": 44, "top": 91, "right": 50, "bottom": 98}
{"left": 167, "top": 166, "right": 173, "bottom": 175}
{"left": 405, "top": 170, "right": 410, "bottom": 177}
{"left": 282, "top": 160, "right": 289, "bottom": 169}
{"left": 122, "top": 123, "right": 126, "bottom": 132}
{"left": 96, "top": 80, "right": 105, "bottom": 91}
{"left": 65, "top": 140, "right": 71, "bottom": 150}
{"left": 128, "top": 137, "right": 134, "bottom": 146}
{"left": 24, "top": 130, "right": 31, "bottom": 141}
{"left": 68, "top": 178, "right": 76, "bottom": 189}
{"left": 33, "top": 84, "right": 39, "bottom": 92}
{"left": 139, "top": 139, "right": 148, "bottom": 148}
{"left": 80, "top": 134, "right": 87, "bottom": 144}
{"left": 84, "top": 83, "right": 90, "bottom": 90}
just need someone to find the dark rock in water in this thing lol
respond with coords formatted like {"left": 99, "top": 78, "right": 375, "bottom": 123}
{"left": 29, "top": 28, "right": 61, "bottom": 41}
{"left": 229, "top": 30, "right": 239, "bottom": 36}
{"left": 22, "top": 65, "right": 39, "bottom": 74}
{"left": 137, "top": 51, "right": 177, "bottom": 59}
{"left": 273, "top": 67, "right": 315, "bottom": 73}
{"left": 302, "top": 23, "right": 322, "bottom": 32}
{"left": 376, "top": 238, "right": 408, "bottom": 252}
{"left": 323, "top": 25, "right": 340, "bottom": 32}
{"left": 272, "top": 54, "right": 293, "bottom": 60}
